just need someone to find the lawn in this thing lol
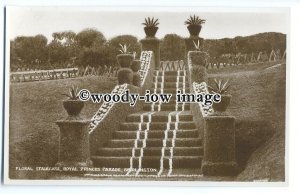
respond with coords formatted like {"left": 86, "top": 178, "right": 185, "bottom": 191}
{"left": 9, "top": 76, "right": 117, "bottom": 179}
{"left": 208, "top": 62, "right": 286, "bottom": 181}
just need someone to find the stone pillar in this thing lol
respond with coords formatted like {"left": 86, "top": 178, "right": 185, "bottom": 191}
{"left": 201, "top": 116, "right": 238, "bottom": 176}
{"left": 140, "top": 37, "right": 160, "bottom": 70}
{"left": 55, "top": 102, "right": 92, "bottom": 167}
{"left": 188, "top": 51, "right": 208, "bottom": 83}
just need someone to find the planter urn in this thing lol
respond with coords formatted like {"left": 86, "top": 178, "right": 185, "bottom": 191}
{"left": 187, "top": 24, "right": 202, "bottom": 37}
{"left": 144, "top": 27, "right": 158, "bottom": 38}
{"left": 63, "top": 100, "right": 84, "bottom": 118}
{"left": 116, "top": 54, "right": 134, "bottom": 68}
{"left": 212, "top": 94, "right": 231, "bottom": 113}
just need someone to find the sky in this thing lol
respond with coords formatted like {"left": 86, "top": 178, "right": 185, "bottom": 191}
{"left": 6, "top": 7, "right": 289, "bottom": 42}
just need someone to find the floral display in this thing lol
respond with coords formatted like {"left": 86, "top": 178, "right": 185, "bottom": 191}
{"left": 89, "top": 84, "right": 128, "bottom": 133}
{"left": 138, "top": 51, "right": 152, "bottom": 86}
{"left": 192, "top": 82, "right": 214, "bottom": 116}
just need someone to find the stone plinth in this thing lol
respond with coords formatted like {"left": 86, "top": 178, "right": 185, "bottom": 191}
{"left": 185, "top": 37, "right": 204, "bottom": 54}
{"left": 140, "top": 37, "right": 160, "bottom": 70}
{"left": 56, "top": 120, "right": 92, "bottom": 167}
{"left": 201, "top": 116, "right": 238, "bottom": 176}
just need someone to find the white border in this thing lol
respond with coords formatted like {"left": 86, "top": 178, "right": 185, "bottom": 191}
{"left": 1, "top": 1, "right": 297, "bottom": 193}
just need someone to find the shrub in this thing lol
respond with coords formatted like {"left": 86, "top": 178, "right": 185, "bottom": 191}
{"left": 117, "top": 68, "right": 133, "bottom": 85}
{"left": 189, "top": 51, "right": 208, "bottom": 66}
{"left": 191, "top": 65, "right": 207, "bottom": 83}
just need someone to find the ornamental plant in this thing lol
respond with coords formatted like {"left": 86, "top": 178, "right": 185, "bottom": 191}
{"left": 142, "top": 17, "right": 159, "bottom": 27}
{"left": 119, "top": 44, "right": 131, "bottom": 54}
{"left": 208, "top": 79, "right": 231, "bottom": 95}
{"left": 62, "top": 85, "right": 80, "bottom": 100}
{"left": 193, "top": 40, "right": 202, "bottom": 51}
{"left": 184, "top": 15, "right": 206, "bottom": 25}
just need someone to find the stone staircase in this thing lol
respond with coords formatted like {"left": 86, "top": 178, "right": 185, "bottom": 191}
{"left": 91, "top": 70, "right": 203, "bottom": 176}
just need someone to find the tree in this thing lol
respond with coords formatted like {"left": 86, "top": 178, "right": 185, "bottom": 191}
{"left": 160, "top": 34, "right": 185, "bottom": 61}
{"left": 49, "top": 31, "right": 79, "bottom": 66}
{"left": 75, "top": 28, "right": 106, "bottom": 49}
{"left": 12, "top": 35, "right": 48, "bottom": 67}
{"left": 47, "top": 40, "right": 69, "bottom": 66}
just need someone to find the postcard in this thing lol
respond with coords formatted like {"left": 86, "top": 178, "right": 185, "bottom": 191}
{"left": 4, "top": 6, "right": 288, "bottom": 185}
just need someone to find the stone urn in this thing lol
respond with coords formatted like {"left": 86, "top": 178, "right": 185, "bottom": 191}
{"left": 116, "top": 54, "right": 134, "bottom": 68}
{"left": 63, "top": 100, "right": 84, "bottom": 117}
{"left": 212, "top": 94, "right": 232, "bottom": 112}
{"left": 144, "top": 26, "right": 158, "bottom": 38}
{"left": 187, "top": 24, "right": 202, "bottom": 37}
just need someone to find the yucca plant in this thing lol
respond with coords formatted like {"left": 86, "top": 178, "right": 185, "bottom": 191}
{"left": 193, "top": 40, "right": 202, "bottom": 51}
{"left": 185, "top": 15, "right": 206, "bottom": 25}
{"left": 142, "top": 17, "right": 159, "bottom": 27}
{"left": 62, "top": 85, "right": 80, "bottom": 100}
{"left": 132, "top": 51, "right": 137, "bottom": 60}
{"left": 208, "top": 79, "right": 232, "bottom": 112}
{"left": 119, "top": 44, "right": 131, "bottom": 54}
{"left": 208, "top": 79, "right": 231, "bottom": 95}
{"left": 142, "top": 17, "right": 159, "bottom": 37}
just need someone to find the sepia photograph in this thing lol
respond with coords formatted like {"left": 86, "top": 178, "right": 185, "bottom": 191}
{"left": 4, "top": 6, "right": 288, "bottom": 184}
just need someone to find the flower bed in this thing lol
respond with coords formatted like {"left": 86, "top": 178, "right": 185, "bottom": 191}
{"left": 192, "top": 82, "right": 214, "bottom": 117}
{"left": 139, "top": 51, "right": 152, "bottom": 86}
{"left": 89, "top": 84, "right": 128, "bottom": 133}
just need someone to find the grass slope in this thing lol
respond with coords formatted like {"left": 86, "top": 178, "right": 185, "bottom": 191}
{"left": 8, "top": 62, "right": 286, "bottom": 181}
{"left": 208, "top": 63, "right": 286, "bottom": 181}
{"left": 9, "top": 76, "right": 116, "bottom": 179}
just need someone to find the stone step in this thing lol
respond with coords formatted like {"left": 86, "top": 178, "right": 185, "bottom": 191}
{"left": 126, "top": 111, "right": 193, "bottom": 122}
{"left": 143, "top": 103, "right": 190, "bottom": 111}
{"left": 91, "top": 155, "right": 203, "bottom": 169}
{"left": 120, "top": 121, "right": 196, "bottom": 131}
{"left": 114, "top": 129, "right": 199, "bottom": 139}
{"left": 153, "top": 76, "right": 188, "bottom": 83}
{"left": 152, "top": 82, "right": 188, "bottom": 89}
{"left": 108, "top": 138, "right": 202, "bottom": 148}
{"left": 97, "top": 147, "right": 203, "bottom": 157}
{"left": 155, "top": 71, "right": 187, "bottom": 76}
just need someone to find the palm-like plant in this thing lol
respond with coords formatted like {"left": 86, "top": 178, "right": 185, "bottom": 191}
{"left": 132, "top": 51, "right": 137, "bottom": 59}
{"left": 62, "top": 85, "right": 80, "bottom": 100}
{"left": 119, "top": 44, "right": 131, "bottom": 54}
{"left": 208, "top": 79, "right": 231, "bottom": 95}
{"left": 142, "top": 17, "right": 159, "bottom": 27}
{"left": 185, "top": 15, "right": 206, "bottom": 25}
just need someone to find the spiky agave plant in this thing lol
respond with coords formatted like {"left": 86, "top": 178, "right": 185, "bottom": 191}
{"left": 208, "top": 79, "right": 231, "bottom": 95}
{"left": 132, "top": 51, "right": 137, "bottom": 59}
{"left": 62, "top": 85, "right": 80, "bottom": 100}
{"left": 185, "top": 15, "right": 206, "bottom": 25}
{"left": 142, "top": 17, "right": 159, "bottom": 27}
{"left": 119, "top": 44, "right": 131, "bottom": 54}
